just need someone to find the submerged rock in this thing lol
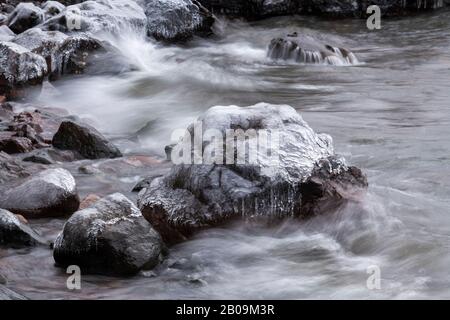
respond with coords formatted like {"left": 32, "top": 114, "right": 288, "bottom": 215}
{"left": 0, "top": 168, "right": 80, "bottom": 218}
{"left": 0, "top": 285, "right": 27, "bottom": 300}
{"left": 268, "top": 33, "right": 358, "bottom": 65}
{"left": 138, "top": 103, "right": 367, "bottom": 244}
{"left": 0, "top": 151, "right": 30, "bottom": 184}
{"left": 0, "top": 208, "right": 46, "bottom": 247}
{"left": 52, "top": 120, "right": 122, "bottom": 159}
{"left": 13, "top": 28, "right": 103, "bottom": 79}
{"left": 42, "top": 0, "right": 147, "bottom": 35}
{"left": 0, "top": 41, "right": 48, "bottom": 100}
{"left": 144, "top": 0, "right": 215, "bottom": 41}
{"left": 54, "top": 193, "right": 165, "bottom": 276}
{"left": 7, "top": 3, "right": 45, "bottom": 34}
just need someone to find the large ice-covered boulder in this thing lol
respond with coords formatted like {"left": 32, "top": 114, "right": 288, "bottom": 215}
{"left": 144, "top": 0, "right": 215, "bottom": 41}
{"left": 0, "top": 41, "right": 48, "bottom": 99}
{"left": 138, "top": 103, "right": 368, "bottom": 244}
{"left": 268, "top": 32, "right": 358, "bottom": 66}
{"left": 54, "top": 193, "right": 165, "bottom": 276}
{"left": 41, "top": 0, "right": 148, "bottom": 35}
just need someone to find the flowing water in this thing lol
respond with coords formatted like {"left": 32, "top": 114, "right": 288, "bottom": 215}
{"left": 1, "top": 11, "right": 450, "bottom": 299}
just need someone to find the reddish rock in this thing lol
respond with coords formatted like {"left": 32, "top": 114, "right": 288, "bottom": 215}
{"left": 79, "top": 194, "right": 101, "bottom": 210}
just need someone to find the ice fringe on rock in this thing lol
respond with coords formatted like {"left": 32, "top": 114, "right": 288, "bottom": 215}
{"left": 268, "top": 33, "right": 358, "bottom": 66}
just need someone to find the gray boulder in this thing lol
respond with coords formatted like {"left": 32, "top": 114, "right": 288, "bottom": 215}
{"left": 0, "top": 168, "right": 80, "bottom": 218}
{"left": 53, "top": 193, "right": 165, "bottom": 276}
{"left": 268, "top": 32, "right": 358, "bottom": 65}
{"left": 0, "top": 208, "right": 46, "bottom": 247}
{"left": 7, "top": 3, "right": 45, "bottom": 34}
{"left": 137, "top": 103, "right": 368, "bottom": 244}
{"left": 144, "top": 0, "right": 215, "bottom": 41}
{"left": 52, "top": 120, "right": 122, "bottom": 159}
{"left": 0, "top": 41, "right": 48, "bottom": 100}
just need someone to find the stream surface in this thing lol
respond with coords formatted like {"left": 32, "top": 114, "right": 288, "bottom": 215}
{"left": 1, "top": 11, "right": 450, "bottom": 299}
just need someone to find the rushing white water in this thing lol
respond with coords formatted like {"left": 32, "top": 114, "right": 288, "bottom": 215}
{"left": 1, "top": 11, "right": 450, "bottom": 299}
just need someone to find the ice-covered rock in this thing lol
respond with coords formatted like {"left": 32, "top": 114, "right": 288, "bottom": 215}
{"left": 41, "top": 0, "right": 148, "bottom": 35}
{"left": 138, "top": 103, "right": 368, "bottom": 244}
{"left": 268, "top": 33, "right": 358, "bottom": 66}
{"left": 7, "top": 3, "right": 45, "bottom": 34}
{"left": 0, "top": 168, "right": 80, "bottom": 218}
{"left": 42, "top": 1, "right": 66, "bottom": 19}
{"left": 144, "top": 0, "right": 215, "bottom": 41}
{"left": 0, "top": 208, "right": 46, "bottom": 247}
{"left": 53, "top": 193, "right": 165, "bottom": 276}
{"left": 52, "top": 120, "right": 122, "bottom": 159}
{"left": 0, "top": 41, "right": 48, "bottom": 99}
{"left": 0, "top": 26, "right": 15, "bottom": 42}
{"left": 13, "top": 28, "right": 103, "bottom": 79}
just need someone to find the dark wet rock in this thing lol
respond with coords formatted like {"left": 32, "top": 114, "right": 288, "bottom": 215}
{"left": 42, "top": 1, "right": 66, "bottom": 19}
{"left": 42, "top": 0, "right": 147, "bottom": 35}
{"left": 138, "top": 103, "right": 368, "bottom": 244}
{"left": 0, "top": 168, "right": 80, "bottom": 218}
{"left": 0, "top": 208, "right": 46, "bottom": 247}
{"left": 144, "top": 0, "right": 215, "bottom": 41}
{"left": 0, "top": 41, "right": 48, "bottom": 100}
{"left": 0, "top": 109, "right": 49, "bottom": 154}
{"left": 7, "top": 3, "right": 44, "bottom": 34}
{"left": 268, "top": 33, "right": 358, "bottom": 65}
{"left": 0, "top": 151, "right": 30, "bottom": 183}
{"left": 13, "top": 28, "right": 103, "bottom": 80}
{"left": 0, "top": 133, "right": 33, "bottom": 153}
{"left": 0, "top": 284, "right": 27, "bottom": 300}
{"left": 52, "top": 120, "right": 122, "bottom": 160}
{"left": 54, "top": 193, "right": 165, "bottom": 276}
